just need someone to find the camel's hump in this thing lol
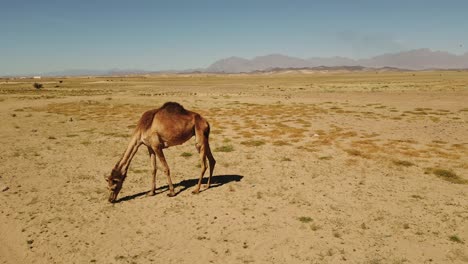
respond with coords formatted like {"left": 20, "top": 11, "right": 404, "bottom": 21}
{"left": 160, "top": 102, "right": 188, "bottom": 114}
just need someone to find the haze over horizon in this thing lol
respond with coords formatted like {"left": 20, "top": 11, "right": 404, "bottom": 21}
{"left": 2, "top": 0, "right": 468, "bottom": 76}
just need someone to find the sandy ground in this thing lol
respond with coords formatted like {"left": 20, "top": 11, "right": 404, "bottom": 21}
{"left": 0, "top": 72, "right": 467, "bottom": 263}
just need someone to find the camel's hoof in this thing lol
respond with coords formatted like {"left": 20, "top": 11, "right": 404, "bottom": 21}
{"left": 147, "top": 191, "right": 155, "bottom": 197}
{"left": 167, "top": 192, "right": 176, "bottom": 197}
{"left": 192, "top": 189, "right": 200, "bottom": 195}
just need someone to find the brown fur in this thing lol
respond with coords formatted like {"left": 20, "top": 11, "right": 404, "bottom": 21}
{"left": 136, "top": 109, "right": 158, "bottom": 131}
{"left": 106, "top": 102, "right": 216, "bottom": 202}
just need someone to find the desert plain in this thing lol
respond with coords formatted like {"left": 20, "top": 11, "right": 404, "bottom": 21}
{"left": 0, "top": 71, "right": 467, "bottom": 263}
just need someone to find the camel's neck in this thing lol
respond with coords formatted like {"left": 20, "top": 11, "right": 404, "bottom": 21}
{"left": 114, "top": 135, "right": 141, "bottom": 175}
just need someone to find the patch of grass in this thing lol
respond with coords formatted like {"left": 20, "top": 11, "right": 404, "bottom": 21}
{"left": 281, "top": 157, "right": 291, "bottom": 162}
{"left": 81, "top": 140, "right": 91, "bottom": 146}
{"left": 273, "top": 140, "right": 290, "bottom": 146}
{"left": 410, "top": 194, "right": 424, "bottom": 199}
{"left": 66, "top": 134, "right": 79, "bottom": 138}
{"left": 181, "top": 152, "right": 193, "bottom": 157}
{"left": 215, "top": 145, "right": 234, "bottom": 152}
{"left": 392, "top": 160, "right": 414, "bottom": 167}
{"left": 298, "top": 216, "right": 313, "bottom": 223}
{"left": 427, "top": 168, "right": 467, "bottom": 184}
{"left": 318, "top": 156, "right": 332, "bottom": 160}
{"left": 48, "top": 136, "right": 56, "bottom": 140}
{"left": 449, "top": 235, "right": 464, "bottom": 244}
{"left": 345, "top": 149, "right": 370, "bottom": 159}
{"left": 240, "top": 140, "right": 266, "bottom": 147}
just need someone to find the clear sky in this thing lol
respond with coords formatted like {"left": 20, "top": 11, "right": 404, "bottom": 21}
{"left": 1, "top": 0, "right": 467, "bottom": 75}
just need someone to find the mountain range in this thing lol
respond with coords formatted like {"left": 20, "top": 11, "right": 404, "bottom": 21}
{"left": 206, "top": 49, "right": 468, "bottom": 73}
{"left": 8, "top": 48, "right": 468, "bottom": 77}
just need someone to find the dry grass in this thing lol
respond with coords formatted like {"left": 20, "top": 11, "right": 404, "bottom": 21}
{"left": 426, "top": 168, "right": 467, "bottom": 184}
{"left": 392, "top": 160, "right": 415, "bottom": 167}
{"left": 240, "top": 140, "right": 266, "bottom": 147}
{"left": 215, "top": 145, "right": 234, "bottom": 152}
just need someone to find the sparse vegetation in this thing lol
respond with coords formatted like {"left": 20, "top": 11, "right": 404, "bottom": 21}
{"left": 449, "top": 235, "right": 464, "bottom": 244}
{"left": 298, "top": 216, "right": 313, "bottom": 223}
{"left": 345, "top": 149, "right": 370, "bottom": 158}
{"left": 215, "top": 145, "right": 234, "bottom": 152}
{"left": 181, "top": 152, "right": 193, "bottom": 157}
{"left": 393, "top": 160, "right": 414, "bottom": 167}
{"left": 240, "top": 140, "right": 266, "bottom": 147}
{"left": 2, "top": 72, "right": 468, "bottom": 264}
{"left": 426, "top": 168, "right": 467, "bottom": 184}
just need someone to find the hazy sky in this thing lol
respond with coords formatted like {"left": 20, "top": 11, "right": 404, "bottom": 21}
{"left": 1, "top": 0, "right": 467, "bottom": 75}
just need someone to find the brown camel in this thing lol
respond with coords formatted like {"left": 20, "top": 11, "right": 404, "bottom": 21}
{"left": 105, "top": 102, "right": 216, "bottom": 203}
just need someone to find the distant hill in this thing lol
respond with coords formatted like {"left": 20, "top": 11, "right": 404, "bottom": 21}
{"left": 205, "top": 49, "right": 468, "bottom": 73}
{"left": 5, "top": 48, "right": 467, "bottom": 77}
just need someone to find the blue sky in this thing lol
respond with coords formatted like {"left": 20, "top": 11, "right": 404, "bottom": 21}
{"left": 1, "top": 0, "right": 467, "bottom": 75}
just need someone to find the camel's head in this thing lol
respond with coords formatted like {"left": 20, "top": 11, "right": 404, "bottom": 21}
{"left": 105, "top": 169, "right": 126, "bottom": 203}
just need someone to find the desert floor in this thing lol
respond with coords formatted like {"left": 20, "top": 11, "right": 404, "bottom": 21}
{"left": 0, "top": 71, "right": 467, "bottom": 264}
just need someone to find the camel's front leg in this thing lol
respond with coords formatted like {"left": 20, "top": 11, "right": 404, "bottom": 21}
{"left": 155, "top": 148, "right": 176, "bottom": 197}
{"left": 147, "top": 147, "right": 157, "bottom": 196}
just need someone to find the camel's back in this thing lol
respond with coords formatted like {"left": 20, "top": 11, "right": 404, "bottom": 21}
{"left": 159, "top": 102, "right": 189, "bottom": 115}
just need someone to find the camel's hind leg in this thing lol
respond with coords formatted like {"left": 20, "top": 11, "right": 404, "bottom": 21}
{"left": 205, "top": 141, "right": 216, "bottom": 188}
{"left": 193, "top": 117, "right": 216, "bottom": 194}
{"left": 192, "top": 142, "right": 208, "bottom": 194}
{"left": 155, "top": 148, "right": 176, "bottom": 197}
{"left": 147, "top": 147, "right": 157, "bottom": 196}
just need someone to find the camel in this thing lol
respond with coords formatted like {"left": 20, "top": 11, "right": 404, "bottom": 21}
{"left": 105, "top": 102, "right": 216, "bottom": 203}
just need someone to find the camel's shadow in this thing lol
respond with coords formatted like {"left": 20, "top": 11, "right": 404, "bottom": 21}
{"left": 117, "top": 174, "right": 243, "bottom": 203}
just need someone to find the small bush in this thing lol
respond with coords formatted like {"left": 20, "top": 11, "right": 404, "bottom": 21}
{"left": 33, "top": 82, "right": 43, "bottom": 89}
{"left": 298, "top": 216, "right": 313, "bottom": 223}
{"left": 449, "top": 235, "right": 464, "bottom": 244}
